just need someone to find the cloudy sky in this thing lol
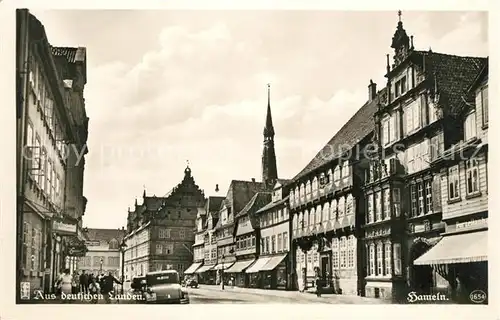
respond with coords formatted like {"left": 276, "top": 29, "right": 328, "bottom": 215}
{"left": 29, "top": 10, "right": 487, "bottom": 229}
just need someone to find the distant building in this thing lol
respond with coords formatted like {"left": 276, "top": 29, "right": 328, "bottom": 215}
{"left": 79, "top": 228, "right": 126, "bottom": 277}
{"left": 123, "top": 166, "right": 205, "bottom": 279}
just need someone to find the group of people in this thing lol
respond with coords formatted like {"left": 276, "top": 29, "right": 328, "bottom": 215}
{"left": 55, "top": 269, "right": 122, "bottom": 303}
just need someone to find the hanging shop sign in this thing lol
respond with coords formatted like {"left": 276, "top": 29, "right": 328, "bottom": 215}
{"left": 53, "top": 220, "right": 77, "bottom": 235}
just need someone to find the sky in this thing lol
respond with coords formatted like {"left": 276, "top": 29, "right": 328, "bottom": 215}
{"left": 29, "top": 10, "right": 488, "bottom": 229}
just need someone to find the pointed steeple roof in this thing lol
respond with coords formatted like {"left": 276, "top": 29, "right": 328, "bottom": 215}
{"left": 263, "top": 84, "right": 275, "bottom": 137}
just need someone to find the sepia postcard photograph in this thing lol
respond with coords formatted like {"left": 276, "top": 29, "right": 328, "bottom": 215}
{"left": 1, "top": 1, "right": 497, "bottom": 319}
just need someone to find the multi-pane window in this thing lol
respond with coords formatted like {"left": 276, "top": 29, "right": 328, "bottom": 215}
{"left": 384, "top": 242, "right": 392, "bottom": 276}
{"left": 368, "top": 244, "right": 375, "bottom": 276}
{"left": 383, "top": 189, "right": 391, "bottom": 220}
{"left": 376, "top": 243, "right": 383, "bottom": 275}
{"left": 367, "top": 194, "right": 374, "bottom": 223}
{"left": 393, "top": 188, "right": 401, "bottom": 217}
{"left": 425, "top": 180, "right": 432, "bottom": 213}
{"left": 375, "top": 192, "right": 382, "bottom": 221}
{"left": 346, "top": 195, "right": 353, "bottom": 216}
{"left": 464, "top": 112, "right": 477, "bottom": 141}
{"left": 156, "top": 244, "right": 162, "bottom": 254}
{"left": 417, "top": 183, "right": 424, "bottom": 215}
{"left": 347, "top": 236, "right": 355, "bottom": 268}
{"left": 333, "top": 239, "right": 340, "bottom": 269}
{"left": 271, "top": 235, "right": 276, "bottom": 253}
{"left": 448, "top": 166, "right": 460, "bottom": 200}
{"left": 466, "top": 159, "right": 480, "bottom": 195}
{"left": 405, "top": 99, "right": 422, "bottom": 134}
{"left": 46, "top": 161, "right": 53, "bottom": 198}
{"left": 35, "top": 136, "right": 42, "bottom": 186}
{"left": 266, "top": 237, "right": 270, "bottom": 254}
{"left": 340, "top": 237, "right": 347, "bottom": 268}
{"left": 261, "top": 239, "right": 264, "bottom": 253}
{"left": 410, "top": 185, "right": 417, "bottom": 217}
{"left": 393, "top": 243, "right": 402, "bottom": 276}
{"left": 382, "top": 118, "right": 390, "bottom": 146}
{"left": 334, "top": 166, "right": 340, "bottom": 181}
{"left": 179, "top": 230, "right": 185, "bottom": 239}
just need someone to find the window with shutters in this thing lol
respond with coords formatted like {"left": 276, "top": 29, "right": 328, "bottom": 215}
{"left": 481, "top": 86, "right": 488, "bottom": 127}
{"left": 464, "top": 112, "right": 477, "bottom": 141}
{"left": 448, "top": 166, "right": 460, "bottom": 200}
{"left": 466, "top": 159, "right": 480, "bottom": 195}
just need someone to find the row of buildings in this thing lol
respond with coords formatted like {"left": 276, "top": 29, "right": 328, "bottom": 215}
{"left": 121, "top": 14, "right": 488, "bottom": 302}
{"left": 16, "top": 9, "right": 91, "bottom": 301}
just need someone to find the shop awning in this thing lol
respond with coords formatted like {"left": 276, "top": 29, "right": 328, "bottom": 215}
{"left": 245, "top": 257, "right": 271, "bottom": 273}
{"left": 195, "top": 265, "right": 214, "bottom": 273}
{"left": 184, "top": 262, "right": 203, "bottom": 275}
{"left": 213, "top": 262, "right": 235, "bottom": 270}
{"left": 414, "top": 231, "right": 487, "bottom": 265}
{"left": 260, "top": 253, "right": 288, "bottom": 271}
{"left": 224, "top": 259, "right": 255, "bottom": 273}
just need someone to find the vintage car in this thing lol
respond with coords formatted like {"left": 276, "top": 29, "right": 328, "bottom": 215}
{"left": 142, "top": 270, "right": 189, "bottom": 304}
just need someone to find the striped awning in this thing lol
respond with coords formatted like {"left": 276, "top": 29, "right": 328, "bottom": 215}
{"left": 184, "top": 262, "right": 203, "bottom": 275}
{"left": 414, "top": 231, "right": 487, "bottom": 265}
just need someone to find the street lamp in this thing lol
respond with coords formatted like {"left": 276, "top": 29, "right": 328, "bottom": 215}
{"left": 100, "top": 257, "right": 103, "bottom": 273}
{"left": 119, "top": 239, "right": 127, "bottom": 294}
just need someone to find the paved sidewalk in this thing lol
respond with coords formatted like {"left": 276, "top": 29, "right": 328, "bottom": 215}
{"left": 198, "top": 284, "right": 386, "bottom": 304}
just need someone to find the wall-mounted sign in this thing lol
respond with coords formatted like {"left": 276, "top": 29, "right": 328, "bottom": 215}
{"left": 447, "top": 218, "right": 487, "bottom": 234}
{"left": 67, "top": 246, "right": 87, "bottom": 257}
{"left": 53, "top": 220, "right": 77, "bottom": 235}
{"left": 85, "top": 240, "right": 101, "bottom": 246}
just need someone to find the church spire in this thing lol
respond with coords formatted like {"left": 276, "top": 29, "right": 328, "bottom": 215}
{"left": 263, "top": 84, "right": 275, "bottom": 137}
{"left": 262, "top": 83, "right": 278, "bottom": 189}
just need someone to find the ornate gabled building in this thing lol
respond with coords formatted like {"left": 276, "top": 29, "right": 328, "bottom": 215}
{"left": 123, "top": 166, "right": 205, "bottom": 279}
{"left": 227, "top": 191, "right": 272, "bottom": 287}
{"left": 251, "top": 179, "right": 292, "bottom": 290}
{"left": 184, "top": 196, "right": 224, "bottom": 278}
{"left": 362, "top": 13, "right": 487, "bottom": 301}
{"left": 416, "top": 60, "right": 488, "bottom": 303}
{"left": 194, "top": 198, "right": 223, "bottom": 284}
{"left": 213, "top": 179, "right": 266, "bottom": 285}
{"left": 289, "top": 84, "right": 384, "bottom": 296}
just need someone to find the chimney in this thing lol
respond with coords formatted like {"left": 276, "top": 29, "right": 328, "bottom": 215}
{"left": 368, "top": 80, "right": 377, "bottom": 101}
{"left": 251, "top": 178, "right": 256, "bottom": 183}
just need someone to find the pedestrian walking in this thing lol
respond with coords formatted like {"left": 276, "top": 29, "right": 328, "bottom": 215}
{"left": 80, "top": 270, "right": 89, "bottom": 294}
{"left": 88, "top": 275, "right": 101, "bottom": 304}
{"left": 315, "top": 274, "right": 322, "bottom": 297}
{"left": 101, "top": 271, "right": 122, "bottom": 304}
{"left": 72, "top": 271, "right": 80, "bottom": 294}
{"left": 56, "top": 269, "right": 73, "bottom": 303}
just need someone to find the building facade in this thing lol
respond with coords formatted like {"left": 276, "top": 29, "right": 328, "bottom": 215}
{"left": 16, "top": 9, "right": 89, "bottom": 299}
{"left": 227, "top": 191, "right": 271, "bottom": 287}
{"left": 124, "top": 166, "right": 205, "bottom": 279}
{"left": 80, "top": 228, "right": 125, "bottom": 277}
{"left": 361, "top": 16, "right": 487, "bottom": 301}
{"left": 415, "top": 61, "right": 488, "bottom": 303}
{"left": 252, "top": 180, "right": 292, "bottom": 290}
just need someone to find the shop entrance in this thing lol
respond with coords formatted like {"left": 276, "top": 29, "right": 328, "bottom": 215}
{"left": 410, "top": 241, "right": 434, "bottom": 294}
{"left": 320, "top": 253, "right": 331, "bottom": 288}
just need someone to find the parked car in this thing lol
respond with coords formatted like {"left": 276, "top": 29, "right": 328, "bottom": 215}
{"left": 142, "top": 270, "right": 189, "bottom": 304}
{"left": 185, "top": 278, "right": 198, "bottom": 288}
{"left": 130, "top": 276, "right": 147, "bottom": 293}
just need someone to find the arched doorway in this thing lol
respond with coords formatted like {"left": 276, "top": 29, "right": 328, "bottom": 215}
{"left": 409, "top": 240, "right": 434, "bottom": 294}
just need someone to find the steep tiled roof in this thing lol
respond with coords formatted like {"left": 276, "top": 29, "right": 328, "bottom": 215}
{"left": 142, "top": 196, "right": 167, "bottom": 211}
{"left": 418, "top": 51, "right": 487, "bottom": 115}
{"left": 85, "top": 228, "right": 126, "bottom": 242}
{"left": 256, "top": 195, "right": 289, "bottom": 214}
{"left": 276, "top": 179, "right": 292, "bottom": 186}
{"left": 235, "top": 192, "right": 272, "bottom": 219}
{"left": 229, "top": 180, "right": 267, "bottom": 213}
{"left": 293, "top": 88, "right": 386, "bottom": 181}
{"left": 51, "top": 46, "right": 86, "bottom": 63}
